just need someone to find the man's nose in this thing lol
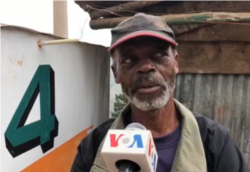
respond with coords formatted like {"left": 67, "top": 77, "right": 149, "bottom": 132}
{"left": 136, "top": 58, "right": 155, "bottom": 74}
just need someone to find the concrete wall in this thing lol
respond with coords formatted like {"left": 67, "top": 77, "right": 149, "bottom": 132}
{"left": 1, "top": 26, "right": 110, "bottom": 172}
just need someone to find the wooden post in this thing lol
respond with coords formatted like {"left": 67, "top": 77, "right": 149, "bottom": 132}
{"left": 89, "top": 12, "right": 250, "bottom": 29}
{"left": 88, "top": 1, "right": 162, "bottom": 19}
{"left": 53, "top": 1, "right": 68, "bottom": 38}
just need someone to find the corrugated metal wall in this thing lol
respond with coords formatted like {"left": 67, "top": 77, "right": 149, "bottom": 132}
{"left": 174, "top": 74, "right": 250, "bottom": 167}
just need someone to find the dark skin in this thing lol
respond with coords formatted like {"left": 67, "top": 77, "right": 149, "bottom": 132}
{"left": 111, "top": 37, "right": 181, "bottom": 138}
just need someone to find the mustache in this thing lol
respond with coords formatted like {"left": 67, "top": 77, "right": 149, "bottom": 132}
{"left": 130, "top": 73, "right": 165, "bottom": 94}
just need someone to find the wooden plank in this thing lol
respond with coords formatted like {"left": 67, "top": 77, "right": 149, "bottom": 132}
{"left": 176, "top": 24, "right": 250, "bottom": 41}
{"left": 165, "top": 1, "right": 205, "bottom": 35}
{"left": 178, "top": 42, "right": 250, "bottom": 74}
{"left": 89, "top": 1, "right": 162, "bottom": 19}
{"left": 89, "top": 12, "right": 250, "bottom": 29}
{"left": 76, "top": 1, "right": 250, "bottom": 19}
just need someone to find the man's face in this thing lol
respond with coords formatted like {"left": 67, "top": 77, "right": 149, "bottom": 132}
{"left": 112, "top": 37, "right": 179, "bottom": 111}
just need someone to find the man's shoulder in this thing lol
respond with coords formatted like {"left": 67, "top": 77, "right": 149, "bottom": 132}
{"left": 194, "top": 114, "right": 230, "bottom": 156}
{"left": 194, "top": 114, "right": 229, "bottom": 136}
{"left": 91, "top": 118, "right": 116, "bottom": 140}
{"left": 95, "top": 118, "right": 115, "bottom": 132}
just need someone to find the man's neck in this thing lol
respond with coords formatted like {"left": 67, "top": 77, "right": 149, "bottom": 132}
{"left": 130, "top": 97, "right": 180, "bottom": 138}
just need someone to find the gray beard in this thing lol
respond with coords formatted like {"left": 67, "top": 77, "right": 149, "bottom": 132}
{"left": 123, "top": 77, "right": 176, "bottom": 111}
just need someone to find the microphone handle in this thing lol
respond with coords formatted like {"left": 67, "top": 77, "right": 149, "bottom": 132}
{"left": 119, "top": 164, "right": 135, "bottom": 172}
{"left": 118, "top": 161, "right": 137, "bottom": 172}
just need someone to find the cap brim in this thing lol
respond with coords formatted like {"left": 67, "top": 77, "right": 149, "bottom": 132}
{"left": 108, "top": 30, "right": 178, "bottom": 52}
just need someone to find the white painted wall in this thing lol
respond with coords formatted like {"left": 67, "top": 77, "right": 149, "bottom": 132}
{"left": 0, "top": 0, "right": 120, "bottom": 118}
{"left": 1, "top": 26, "right": 110, "bottom": 172}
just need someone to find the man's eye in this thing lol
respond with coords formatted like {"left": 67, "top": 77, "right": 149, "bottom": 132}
{"left": 154, "top": 53, "right": 164, "bottom": 58}
{"left": 125, "top": 58, "right": 131, "bottom": 63}
{"left": 123, "top": 58, "right": 134, "bottom": 64}
{"left": 154, "top": 52, "right": 167, "bottom": 59}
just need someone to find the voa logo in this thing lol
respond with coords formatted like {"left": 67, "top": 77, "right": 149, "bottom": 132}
{"left": 109, "top": 133, "right": 143, "bottom": 148}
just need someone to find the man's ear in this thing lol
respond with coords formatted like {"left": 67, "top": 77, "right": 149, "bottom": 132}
{"left": 174, "top": 53, "right": 179, "bottom": 74}
{"left": 111, "top": 50, "right": 122, "bottom": 84}
{"left": 111, "top": 65, "right": 121, "bottom": 84}
{"left": 111, "top": 65, "right": 117, "bottom": 79}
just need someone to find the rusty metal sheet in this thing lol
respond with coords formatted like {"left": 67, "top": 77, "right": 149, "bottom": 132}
{"left": 174, "top": 74, "right": 250, "bottom": 167}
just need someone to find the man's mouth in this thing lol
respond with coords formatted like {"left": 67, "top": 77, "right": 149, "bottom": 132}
{"left": 135, "top": 82, "right": 161, "bottom": 94}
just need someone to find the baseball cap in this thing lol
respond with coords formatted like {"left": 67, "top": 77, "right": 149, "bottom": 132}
{"left": 108, "top": 13, "right": 178, "bottom": 52}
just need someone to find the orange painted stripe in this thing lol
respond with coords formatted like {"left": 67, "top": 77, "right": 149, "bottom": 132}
{"left": 21, "top": 126, "right": 93, "bottom": 172}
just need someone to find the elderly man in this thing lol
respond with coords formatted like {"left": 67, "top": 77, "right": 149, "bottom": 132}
{"left": 71, "top": 13, "right": 249, "bottom": 172}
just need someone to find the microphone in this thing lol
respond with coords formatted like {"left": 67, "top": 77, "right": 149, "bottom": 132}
{"left": 101, "top": 123, "right": 158, "bottom": 172}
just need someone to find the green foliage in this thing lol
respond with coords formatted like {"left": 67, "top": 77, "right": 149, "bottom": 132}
{"left": 111, "top": 93, "right": 129, "bottom": 118}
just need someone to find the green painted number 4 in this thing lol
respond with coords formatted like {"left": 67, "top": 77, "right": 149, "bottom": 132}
{"left": 5, "top": 65, "right": 58, "bottom": 158}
